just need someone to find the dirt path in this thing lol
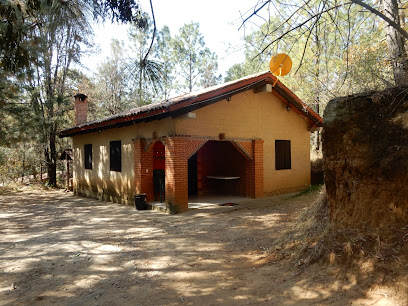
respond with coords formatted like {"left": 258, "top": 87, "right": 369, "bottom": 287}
{"left": 0, "top": 188, "right": 399, "bottom": 305}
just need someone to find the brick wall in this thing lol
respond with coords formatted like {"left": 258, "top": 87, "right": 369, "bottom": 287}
{"left": 245, "top": 139, "right": 264, "bottom": 198}
{"left": 232, "top": 141, "right": 253, "bottom": 159}
{"left": 163, "top": 136, "right": 206, "bottom": 213}
{"left": 134, "top": 139, "right": 154, "bottom": 201}
{"left": 175, "top": 90, "right": 312, "bottom": 194}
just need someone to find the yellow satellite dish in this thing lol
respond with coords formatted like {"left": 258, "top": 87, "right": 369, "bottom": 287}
{"left": 269, "top": 53, "right": 292, "bottom": 87}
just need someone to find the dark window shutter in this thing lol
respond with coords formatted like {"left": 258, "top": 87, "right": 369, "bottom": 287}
{"left": 275, "top": 140, "right": 291, "bottom": 170}
{"left": 84, "top": 144, "right": 92, "bottom": 170}
{"left": 275, "top": 141, "right": 284, "bottom": 170}
{"left": 283, "top": 140, "right": 291, "bottom": 169}
{"left": 110, "top": 141, "right": 121, "bottom": 172}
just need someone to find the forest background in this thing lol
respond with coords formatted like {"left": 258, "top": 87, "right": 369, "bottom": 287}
{"left": 0, "top": 0, "right": 400, "bottom": 186}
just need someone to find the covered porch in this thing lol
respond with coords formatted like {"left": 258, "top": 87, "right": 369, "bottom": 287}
{"left": 133, "top": 135, "right": 264, "bottom": 213}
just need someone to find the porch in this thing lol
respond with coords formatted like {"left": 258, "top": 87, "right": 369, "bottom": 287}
{"left": 133, "top": 135, "right": 264, "bottom": 213}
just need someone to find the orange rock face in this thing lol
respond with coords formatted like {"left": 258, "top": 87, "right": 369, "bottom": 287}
{"left": 322, "top": 88, "right": 408, "bottom": 231}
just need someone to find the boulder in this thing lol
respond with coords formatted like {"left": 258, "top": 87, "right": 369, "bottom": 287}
{"left": 323, "top": 87, "right": 408, "bottom": 230}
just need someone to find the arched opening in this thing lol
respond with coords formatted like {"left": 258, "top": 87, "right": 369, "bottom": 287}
{"left": 153, "top": 141, "right": 165, "bottom": 202}
{"left": 188, "top": 140, "right": 247, "bottom": 198}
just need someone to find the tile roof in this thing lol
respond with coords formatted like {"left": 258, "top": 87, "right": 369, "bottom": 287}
{"left": 59, "top": 71, "right": 322, "bottom": 137}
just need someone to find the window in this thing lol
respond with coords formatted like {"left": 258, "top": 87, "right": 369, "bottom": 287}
{"left": 84, "top": 144, "right": 92, "bottom": 170}
{"left": 110, "top": 140, "right": 121, "bottom": 172}
{"left": 275, "top": 140, "right": 291, "bottom": 170}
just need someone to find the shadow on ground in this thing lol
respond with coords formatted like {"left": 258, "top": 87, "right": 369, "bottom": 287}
{"left": 0, "top": 189, "right": 401, "bottom": 305}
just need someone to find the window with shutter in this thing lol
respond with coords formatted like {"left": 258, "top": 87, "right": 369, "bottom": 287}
{"left": 84, "top": 144, "right": 92, "bottom": 170}
{"left": 110, "top": 141, "right": 121, "bottom": 172}
{"left": 275, "top": 140, "right": 291, "bottom": 170}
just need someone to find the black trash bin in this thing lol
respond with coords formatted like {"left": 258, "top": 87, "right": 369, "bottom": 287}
{"left": 134, "top": 194, "right": 147, "bottom": 210}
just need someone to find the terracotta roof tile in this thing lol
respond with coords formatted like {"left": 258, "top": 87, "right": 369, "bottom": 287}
{"left": 60, "top": 71, "right": 322, "bottom": 137}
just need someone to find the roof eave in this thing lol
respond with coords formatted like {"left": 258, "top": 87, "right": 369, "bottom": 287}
{"left": 59, "top": 72, "right": 323, "bottom": 138}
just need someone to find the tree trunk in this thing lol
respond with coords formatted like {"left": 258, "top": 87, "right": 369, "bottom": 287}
{"left": 189, "top": 52, "right": 193, "bottom": 92}
{"left": 21, "top": 143, "right": 26, "bottom": 183}
{"left": 383, "top": 0, "right": 408, "bottom": 85}
{"left": 314, "top": 103, "right": 320, "bottom": 151}
{"left": 45, "top": 127, "right": 57, "bottom": 187}
{"left": 313, "top": 28, "right": 321, "bottom": 151}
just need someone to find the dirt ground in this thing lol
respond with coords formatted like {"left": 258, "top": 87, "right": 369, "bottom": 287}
{"left": 0, "top": 188, "right": 403, "bottom": 305}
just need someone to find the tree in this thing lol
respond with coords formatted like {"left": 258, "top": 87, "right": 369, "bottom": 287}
{"left": 0, "top": 0, "right": 152, "bottom": 186}
{"left": 172, "top": 22, "right": 220, "bottom": 93}
{"left": 382, "top": 0, "right": 408, "bottom": 84}
{"left": 230, "top": 3, "right": 394, "bottom": 100}
{"left": 94, "top": 39, "right": 135, "bottom": 116}
{"left": 127, "top": 14, "right": 163, "bottom": 105}
{"left": 199, "top": 50, "right": 222, "bottom": 88}
{"left": 239, "top": 0, "right": 408, "bottom": 85}
{"left": 25, "top": 0, "right": 92, "bottom": 186}
{"left": 0, "top": 0, "right": 144, "bottom": 73}
{"left": 156, "top": 26, "right": 175, "bottom": 100}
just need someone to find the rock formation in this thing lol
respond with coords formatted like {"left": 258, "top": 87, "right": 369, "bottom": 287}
{"left": 323, "top": 87, "right": 408, "bottom": 230}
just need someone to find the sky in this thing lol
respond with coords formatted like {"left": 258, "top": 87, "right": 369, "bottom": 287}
{"left": 83, "top": 0, "right": 265, "bottom": 77}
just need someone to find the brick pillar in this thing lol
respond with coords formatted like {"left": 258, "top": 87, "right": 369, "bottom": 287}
{"left": 245, "top": 139, "right": 264, "bottom": 198}
{"left": 163, "top": 137, "right": 207, "bottom": 213}
{"left": 164, "top": 137, "right": 189, "bottom": 213}
{"left": 133, "top": 139, "right": 154, "bottom": 201}
{"left": 74, "top": 94, "right": 88, "bottom": 125}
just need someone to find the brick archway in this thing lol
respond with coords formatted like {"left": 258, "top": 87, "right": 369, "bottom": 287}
{"left": 195, "top": 139, "right": 263, "bottom": 199}
{"left": 163, "top": 136, "right": 207, "bottom": 213}
{"left": 135, "top": 136, "right": 263, "bottom": 213}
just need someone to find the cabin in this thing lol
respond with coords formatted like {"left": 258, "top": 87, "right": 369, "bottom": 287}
{"left": 59, "top": 72, "right": 323, "bottom": 213}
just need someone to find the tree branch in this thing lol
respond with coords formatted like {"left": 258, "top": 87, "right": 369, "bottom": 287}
{"left": 239, "top": 1, "right": 270, "bottom": 30}
{"left": 143, "top": 0, "right": 157, "bottom": 64}
{"left": 253, "top": 3, "right": 347, "bottom": 60}
{"left": 350, "top": 0, "right": 408, "bottom": 39}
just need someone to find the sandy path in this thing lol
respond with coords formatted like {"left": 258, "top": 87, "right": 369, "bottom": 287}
{"left": 0, "top": 189, "right": 397, "bottom": 305}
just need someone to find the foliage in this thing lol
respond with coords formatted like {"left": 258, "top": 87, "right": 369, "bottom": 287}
{"left": 0, "top": 143, "right": 40, "bottom": 185}
{"left": 27, "top": 0, "right": 93, "bottom": 186}
{"left": 238, "top": 0, "right": 408, "bottom": 85}
{"left": 225, "top": 9, "right": 393, "bottom": 114}
{"left": 0, "top": 1, "right": 94, "bottom": 186}
{"left": 155, "top": 26, "right": 175, "bottom": 100}
{"left": 92, "top": 0, "right": 144, "bottom": 24}
{"left": 172, "top": 22, "right": 221, "bottom": 93}
{"left": 0, "top": 0, "right": 145, "bottom": 73}
{"left": 94, "top": 39, "right": 137, "bottom": 115}
{"left": 127, "top": 14, "right": 163, "bottom": 105}
{"left": 0, "top": 3, "right": 223, "bottom": 184}
{"left": 89, "top": 21, "right": 222, "bottom": 113}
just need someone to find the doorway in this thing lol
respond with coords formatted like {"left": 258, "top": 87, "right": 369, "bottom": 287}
{"left": 153, "top": 141, "right": 165, "bottom": 202}
{"left": 193, "top": 141, "right": 247, "bottom": 197}
{"left": 188, "top": 153, "right": 198, "bottom": 196}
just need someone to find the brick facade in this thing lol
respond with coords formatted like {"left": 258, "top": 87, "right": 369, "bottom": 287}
{"left": 163, "top": 136, "right": 207, "bottom": 213}
{"left": 134, "top": 136, "right": 264, "bottom": 213}
{"left": 133, "top": 139, "right": 154, "bottom": 201}
{"left": 232, "top": 140, "right": 253, "bottom": 160}
{"left": 245, "top": 139, "right": 264, "bottom": 198}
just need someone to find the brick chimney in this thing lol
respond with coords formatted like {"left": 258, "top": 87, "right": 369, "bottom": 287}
{"left": 74, "top": 93, "right": 88, "bottom": 125}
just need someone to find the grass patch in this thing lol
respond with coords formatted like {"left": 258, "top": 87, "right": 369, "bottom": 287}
{"left": 0, "top": 183, "right": 23, "bottom": 195}
{"left": 272, "top": 186, "right": 408, "bottom": 272}
{"left": 0, "top": 181, "right": 59, "bottom": 195}
{"left": 292, "top": 184, "right": 323, "bottom": 198}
